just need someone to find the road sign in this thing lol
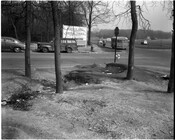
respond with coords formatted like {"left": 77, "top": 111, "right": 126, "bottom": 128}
{"left": 114, "top": 27, "right": 119, "bottom": 36}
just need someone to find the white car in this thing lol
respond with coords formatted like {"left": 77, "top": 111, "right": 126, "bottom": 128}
{"left": 99, "top": 40, "right": 103, "bottom": 45}
{"left": 141, "top": 40, "right": 148, "bottom": 45}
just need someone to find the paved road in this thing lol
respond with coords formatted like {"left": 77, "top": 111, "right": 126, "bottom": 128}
{"left": 1, "top": 48, "right": 171, "bottom": 72}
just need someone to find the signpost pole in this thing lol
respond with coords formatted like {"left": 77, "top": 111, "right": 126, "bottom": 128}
{"left": 114, "top": 38, "right": 117, "bottom": 63}
{"left": 114, "top": 27, "right": 119, "bottom": 63}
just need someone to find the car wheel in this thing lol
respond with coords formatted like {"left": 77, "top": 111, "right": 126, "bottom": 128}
{"left": 42, "top": 47, "right": 48, "bottom": 53}
{"left": 13, "top": 47, "right": 21, "bottom": 53}
{"left": 67, "top": 47, "right": 72, "bottom": 53}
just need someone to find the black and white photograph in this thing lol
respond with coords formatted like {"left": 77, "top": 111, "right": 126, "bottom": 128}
{"left": 1, "top": 0, "right": 174, "bottom": 139}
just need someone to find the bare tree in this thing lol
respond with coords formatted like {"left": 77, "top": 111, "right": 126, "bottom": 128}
{"left": 80, "top": 1, "right": 111, "bottom": 45}
{"left": 51, "top": 1, "right": 63, "bottom": 93}
{"left": 126, "top": 1, "right": 138, "bottom": 80}
{"left": 25, "top": 1, "right": 32, "bottom": 78}
{"left": 112, "top": 1, "right": 150, "bottom": 80}
{"left": 112, "top": 1, "right": 151, "bottom": 30}
{"left": 167, "top": 4, "right": 174, "bottom": 93}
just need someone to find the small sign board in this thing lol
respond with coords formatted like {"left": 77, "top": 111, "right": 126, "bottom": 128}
{"left": 114, "top": 27, "right": 119, "bottom": 36}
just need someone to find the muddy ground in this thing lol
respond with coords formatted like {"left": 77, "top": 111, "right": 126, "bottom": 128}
{"left": 1, "top": 63, "right": 174, "bottom": 139}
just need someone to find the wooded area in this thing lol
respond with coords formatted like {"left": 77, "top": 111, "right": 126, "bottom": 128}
{"left": 1, "top": 1, "right": 85, "bottom": 42}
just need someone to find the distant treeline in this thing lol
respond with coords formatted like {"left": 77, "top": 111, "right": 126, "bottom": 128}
{"left": 92, "top": 29, "right": 172, "bottom": 40}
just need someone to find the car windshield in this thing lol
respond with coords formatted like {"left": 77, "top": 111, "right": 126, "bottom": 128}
{"left": 9, "top": 38, "right": 22, "bottom": 44}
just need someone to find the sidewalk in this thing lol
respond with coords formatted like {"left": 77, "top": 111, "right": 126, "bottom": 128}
{"left": 78, "top": 44, "right": 104, "bottom": 53}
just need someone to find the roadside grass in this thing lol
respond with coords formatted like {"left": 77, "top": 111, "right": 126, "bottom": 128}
{"left": 1, "top": 64, "right": 174, "bottom": 139}
{"left": 91, "top": 36, "right": 172, "bottom": 49}
{"left": 1, "top": 63, "right": 169, "bottom": 111}
{"left": 2, "top": 84, "right": 40, "bottom": 111}
{"left": 135, "top": 39, "right": 172, "bottom": 49}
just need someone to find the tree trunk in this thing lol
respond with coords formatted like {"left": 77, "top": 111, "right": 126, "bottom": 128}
{"left": 126, "top": 1, "right": 138, "bottom": 80}
{"left": 25, "top": 1, "right": 31, "bottom": 78}
{"left": 167, "top": 6, "right": 174, "bottom": 93}
{"left": 51, "top": 1, "right": 63, "bottom": 94}
{"left": 87, "top": 24, "right": 91, "bottom": 45}
{"left": 87, "top": 5, "right": 92, "bottom": 46}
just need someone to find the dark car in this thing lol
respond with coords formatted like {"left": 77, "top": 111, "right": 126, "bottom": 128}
{"left": 37, "top": 38, "right": 78, "bottom": 53}
{"left": 1, "top": 37, "right": 25, "bottom": 52}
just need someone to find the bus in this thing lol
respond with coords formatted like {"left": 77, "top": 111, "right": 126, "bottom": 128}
{"left": 111, "top": 36, "right": 129, "bottom": 50}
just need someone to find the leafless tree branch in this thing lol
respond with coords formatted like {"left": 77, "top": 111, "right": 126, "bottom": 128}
{"left": 137, "top": 5, "right": 151, "bottom": 30}
{"left": 112, "top": 1, "right": 151, "bottom": 30}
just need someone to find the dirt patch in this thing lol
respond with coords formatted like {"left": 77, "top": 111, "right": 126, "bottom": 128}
{"left": 64, "top": 70, "right": 102, "bottom": 85}
{"left": 64, "top": 63, "right": 127, "bottom": 86}
{"left": 106, "top": 63, "right": 127, "bottom": 73}
{"left": 64, "top": 63, "right": 167, "bottom": 88}
{"left": 1, "top": 64, "right": 174, "bottom": 139}
{"left": 2, "top": 86, "right": 40, "bottom": 111}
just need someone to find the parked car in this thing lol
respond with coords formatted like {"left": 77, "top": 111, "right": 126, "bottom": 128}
{"left": 98, "top": 39, "right": 106, "bottom": 47}
{"left": 1, "top": 37, "right": 25, "bottom": 52}
{"left": 37, "top": 38, "right": 78, "bottom": 53}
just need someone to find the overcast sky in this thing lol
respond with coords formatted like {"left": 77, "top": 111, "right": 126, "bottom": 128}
{"left": 93, "top": 0, "right": 173, "bottom": 32}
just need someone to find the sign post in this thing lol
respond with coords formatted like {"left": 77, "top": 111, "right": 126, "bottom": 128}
{"left": 114, "top": 27, "right": 119, "bottom": 63}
